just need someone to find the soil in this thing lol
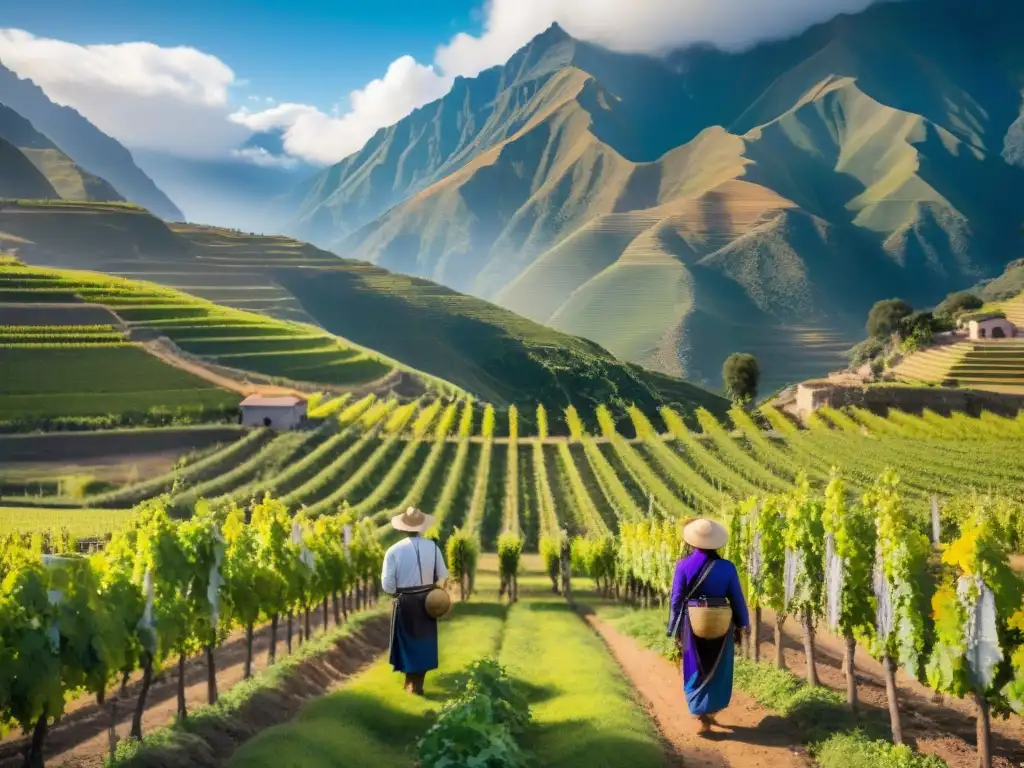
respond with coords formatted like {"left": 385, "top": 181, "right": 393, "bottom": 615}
{"left": 760, "top": 610, "right": 1024, "bottom": 768}
{"left": 0, "top": 605, "right": 391, "bottom": 768}
{"left": 582, "top": 610, "right": 812, "bottom": 768}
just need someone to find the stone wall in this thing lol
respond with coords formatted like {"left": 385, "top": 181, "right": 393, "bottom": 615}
{"left": 795, "top": 383, "right": 1024, "bottom": 418}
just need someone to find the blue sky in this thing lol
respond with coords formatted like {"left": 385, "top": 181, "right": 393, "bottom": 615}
{"left": 2, "top": 0, "right": 483, "bottom": 110}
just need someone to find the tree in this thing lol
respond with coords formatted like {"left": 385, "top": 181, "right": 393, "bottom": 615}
{"left": 867, "top": 298, "right": 913, "bottom": 339}
{"left": 722, "top": 353, "right": 760, "bottom": 404}
{"left": 936, "top": 291, "right": 983, "bottom": 318}
{"left": 222, "top": 504, "right": 264, "bottom": 679}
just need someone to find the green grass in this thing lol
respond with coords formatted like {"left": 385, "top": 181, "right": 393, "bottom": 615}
{"left": 0, "top": 346, "right": 238, "bottom": 418}
{"left": 225, "top": 555, "right": 665, "bottom": 768}
{"left": 0, "top": 506, "right": 133, "bottom": 537}
{"left": 225, "top": 592, "right": 509, "bottom": 768}
{"left": 498, "top": 564, "right": 664, "bottom": 767}
{"left": 107, "top": 609, "right": 389, "bottom": 768}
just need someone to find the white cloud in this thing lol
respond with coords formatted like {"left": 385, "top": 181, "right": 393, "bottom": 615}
{"left": 229, "top": 146, "right": 299, "bottom": 168}
{"left": 229, "top": 55, "right": 451, "bottom": 165}
{"left": 436, "top": 0, "right": 886, "bottom": 77}
{"left": 0, "top": 28, "right": 248, "bottom": 157}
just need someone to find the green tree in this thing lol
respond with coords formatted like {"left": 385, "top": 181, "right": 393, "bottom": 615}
{"left": 722, "top": 353, "right": 760, "bottom": 404}
{"left": 748, "top": 496, "right": 787, "bottom": 668}
{"left": 867, "top": 298, "right": 913, "bottom": 339}
{"left": 251, "top": 494, "right": 294, "bottom": 665}
{"left": 936, "top": 291, "right": 983, "bottom": 318}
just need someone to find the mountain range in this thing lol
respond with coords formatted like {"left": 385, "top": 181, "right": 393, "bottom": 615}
{"left": 0, "top": 60, "right": 182, "bottom": 219}
{"left": 278, "top": 0, "right": 1024, "bottom": 392}
{"left": 3, "top": 0, "right": 1024, "bottom": 395}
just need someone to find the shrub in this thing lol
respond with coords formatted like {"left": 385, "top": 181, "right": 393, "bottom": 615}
{"left": 934, "top": 291, "right": 982, "bottom": 318}
{"left": 416, "top": 658, "right": 531, "bottom": 768}
{"left": 848, "top": 337, "right": 886, "bottom": 367}
{"left": 867, "top": 299, "right": 912, "bottom": 339}
{"left": 722, "top": 353, "right": 760, "bottom": 403}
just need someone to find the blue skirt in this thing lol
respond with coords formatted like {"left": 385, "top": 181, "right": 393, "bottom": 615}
{"left": 683, "top": 629, "right": 735, "bottom": 715}
{"left": 389, "top": 586, "right": 439, "bottom": 674}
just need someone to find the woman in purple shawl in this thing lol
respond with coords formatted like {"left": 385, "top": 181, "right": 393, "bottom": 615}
{"left": 667, "top": 518, "right": 749, "bottom": 734}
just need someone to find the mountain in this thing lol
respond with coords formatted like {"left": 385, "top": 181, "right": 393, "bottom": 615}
{"left": 0, "top": 103, "right": 125, "bottom": 202}
{"left": 0, "top": 200, "right": 727, "bottom": 416}
{"left": 0, "top": 135, "right": 56, "bottom": 198}
{"left": 279, "top": 0, "right": 1024, "bottom": 392}
{"left": 0, "top": 60, "right": 182, "bottom": 220}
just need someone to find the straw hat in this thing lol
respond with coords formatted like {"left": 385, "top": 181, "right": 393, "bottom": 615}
{"left": 391, "top": 506, "right": 435, "bottom": 533}
{"left": 682, "top": 518, "right": 728, "bottom": 550}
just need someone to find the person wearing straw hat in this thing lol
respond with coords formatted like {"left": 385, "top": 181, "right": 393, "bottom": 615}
{"left": 381, "top": 507, "right": 450, "bottom": 695}
{"left": 667, "top": 517, "right": 749, "bottom": 735}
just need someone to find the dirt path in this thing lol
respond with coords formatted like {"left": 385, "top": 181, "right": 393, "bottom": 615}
{"left": 583, "top": 612, "right": 812, "bottom": 768}
{"left": 0, "top": 603, "right": 390, "bottom": 768}
{"left": 762, "top": 611, "right": 1024, "bottom": 768}
{"left": 140, "top": 338, "right": 309, "bottom": 398}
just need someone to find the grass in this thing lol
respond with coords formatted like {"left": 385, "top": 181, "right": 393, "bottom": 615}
{"left": 498, "top": 562, "right": 664, "bottom": 767}
{"left": 0, "top": 506, "right": 133, "bottom": 537}
{"left": 225, "top": 591, "right": 509, "bottom": 767}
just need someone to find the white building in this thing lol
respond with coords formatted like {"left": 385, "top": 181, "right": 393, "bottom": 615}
{"left": 966, "top": 315, "right": 1017, "bottom": 341}
{"left": 240, "top": 395, "right": 307, "bottom": 430}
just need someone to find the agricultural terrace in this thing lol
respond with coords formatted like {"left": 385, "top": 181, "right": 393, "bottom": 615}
{"left": 0, "top": 315, "right": 238, "bottom": 419}
{"left": 894, "top": 293, "right": 1024, "bottom": 392}
{"left": 0, "top": 264, "right": 415, "bottom": 404}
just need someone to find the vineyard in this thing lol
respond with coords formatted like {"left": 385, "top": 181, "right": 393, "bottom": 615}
{"left": 2, "top": 400, "right": 1024, "bottom": 767}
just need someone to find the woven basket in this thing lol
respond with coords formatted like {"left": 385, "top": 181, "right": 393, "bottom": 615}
{"left": 689, "top": 604, "right": 732, "bottom": 639}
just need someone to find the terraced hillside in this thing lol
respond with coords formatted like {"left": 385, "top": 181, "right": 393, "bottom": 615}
{"left": 0, "top": 299, "right": 238, "bottom": 420}
{"left": 894, "top": 295, "right": 1024, "bottom": 391}
{"left": 0, "top": 264, "right": 422, "bottom": 418}
{"left": 0, "top": 204, "right": 729, "bottom": 412}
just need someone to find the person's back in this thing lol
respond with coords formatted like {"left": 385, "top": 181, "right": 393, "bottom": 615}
{"left": 381, "top": 508, "right": 449, "bottom": 696}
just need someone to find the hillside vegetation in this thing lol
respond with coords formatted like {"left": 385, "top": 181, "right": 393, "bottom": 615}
{"left": 279, "top": 0, "right": 1024, "bottom": 393}
{"left": 0, "top": 205, "right": 727, "bottom": 413}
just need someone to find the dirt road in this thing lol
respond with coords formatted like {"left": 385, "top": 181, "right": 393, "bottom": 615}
{"left": 583, "top": 611, "right": 812, "bottom": 768}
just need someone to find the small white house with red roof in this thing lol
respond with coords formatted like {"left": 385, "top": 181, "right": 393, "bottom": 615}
{"left": 239, "top": 395, "right": 307, "bottom": 430}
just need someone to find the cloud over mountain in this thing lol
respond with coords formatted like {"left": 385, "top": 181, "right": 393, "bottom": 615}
{"left": 239, "top": 0, "right": 906, "bottom": 165}
{"left": 1, "top": 1, "right": 910, "bottom": 166}
{"left": 0, "top": 28, "right": 248, "bottom": 158}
